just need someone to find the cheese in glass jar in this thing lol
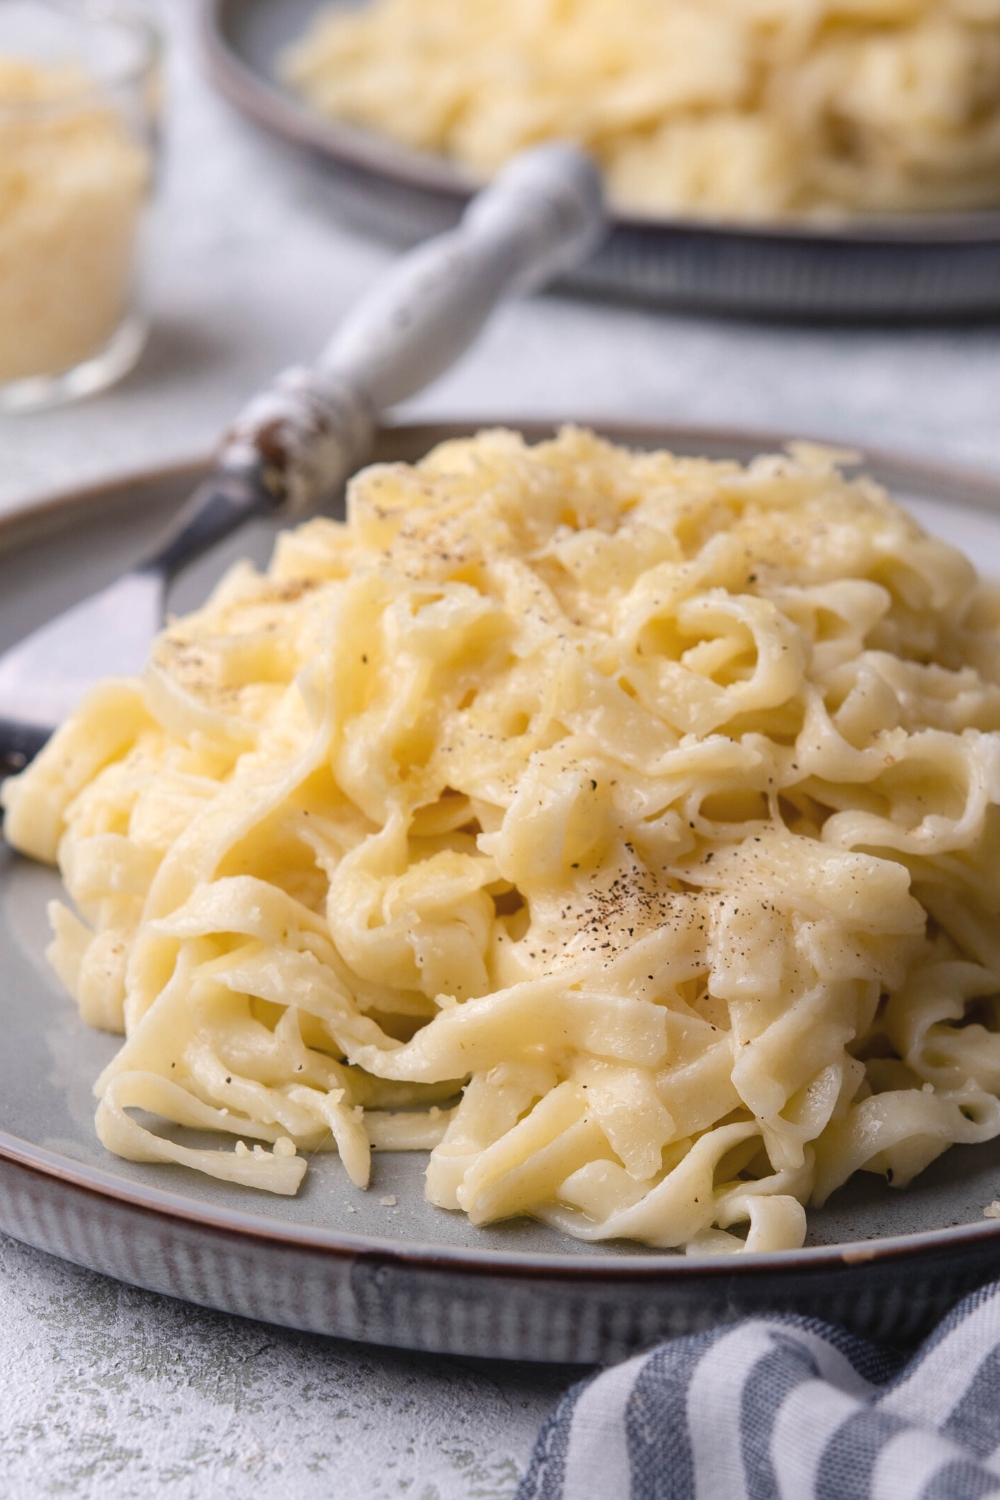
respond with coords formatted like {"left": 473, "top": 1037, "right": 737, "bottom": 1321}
{"left": 0, "top": 1, "right": 159, "bottom": 412}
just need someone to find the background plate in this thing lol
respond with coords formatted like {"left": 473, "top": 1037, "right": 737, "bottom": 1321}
{"left": 5, "top": 421, "right": 1000, "bottom": 1363}
{"left": 203, "top": 0, "right": 1000, "bottom": 321}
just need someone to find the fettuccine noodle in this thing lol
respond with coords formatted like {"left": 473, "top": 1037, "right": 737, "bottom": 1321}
{"left": 5, "top": 428, "right": 1000, "bottom": 1253}
{"left": 283, "top": 0, "right": 1000, "bottom": 220}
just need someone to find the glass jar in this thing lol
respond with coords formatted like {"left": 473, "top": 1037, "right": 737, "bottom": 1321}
{"left": 0, "top": 0, "right": 160, "bottom": 413}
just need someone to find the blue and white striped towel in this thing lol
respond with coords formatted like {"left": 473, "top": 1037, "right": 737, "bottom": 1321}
{"left": 516, "top": 1283, "right": 1000, "bottom": 1500}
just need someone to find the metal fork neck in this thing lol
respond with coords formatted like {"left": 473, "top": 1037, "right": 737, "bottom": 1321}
{"left": 136, "top": 465, "right": 279, "bottom": 583}
{"left": 0, "top": 721, "right": 52, "bottom": 778}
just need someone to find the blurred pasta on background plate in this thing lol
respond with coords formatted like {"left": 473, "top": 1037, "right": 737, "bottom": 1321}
{"left": 284, "top": 0, "right": 1000, "bottom": 219}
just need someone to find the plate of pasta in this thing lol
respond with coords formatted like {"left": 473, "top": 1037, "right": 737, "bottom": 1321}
{"left": 202, "top": 0, "right": 1000, "bottom": 318}
{"left": 4, "top": 421, "right": 1000, "bottom": 1364}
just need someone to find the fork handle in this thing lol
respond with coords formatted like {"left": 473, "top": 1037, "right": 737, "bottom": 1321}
{"left": 138, "top": 143, "right": 603, "bottom": 583}
{"left": 215, "top": 143, "right": 604, "bottom": 516}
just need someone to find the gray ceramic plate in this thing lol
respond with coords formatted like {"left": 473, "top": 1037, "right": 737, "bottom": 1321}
{"left": 5, "top": 421, "right": 1000, "bottom": 1364}
{"left": 202, "top": 0, "right": 1000, "bottom": 320}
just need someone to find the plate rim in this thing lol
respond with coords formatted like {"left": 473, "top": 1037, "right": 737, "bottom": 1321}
{"left": 5, "top": 419, "right": 1000, "bottom": 1283}
{"left": 200, "top": 0, "right": 1000, "bottom": 250}
{"left": 3, "top": 1118, "right": 1000, "bottom": 1280}
{"left": 5, "top": 418, "right": 1000, "bottom": 548}
{"left": 0, "top": 456, "right": 212, "bottom": 559}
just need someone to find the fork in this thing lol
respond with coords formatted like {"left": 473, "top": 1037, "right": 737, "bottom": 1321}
{"left": 0, "top": 143, "right": 604, "bottom": 780}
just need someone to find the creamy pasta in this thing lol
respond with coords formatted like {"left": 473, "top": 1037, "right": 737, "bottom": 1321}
{"left": 5, "top": 428, "right": 1000, "bottom": 1253}
{"left": 283, "top": 0, "right": 1000, "bottom": 220}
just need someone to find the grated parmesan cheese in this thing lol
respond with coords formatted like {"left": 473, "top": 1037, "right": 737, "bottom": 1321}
{"left": 0, "top": 56, "right": 149, "bottom": 383}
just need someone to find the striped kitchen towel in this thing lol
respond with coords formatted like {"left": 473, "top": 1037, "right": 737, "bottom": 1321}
{"left": 516, "top": 1282, "right": 1000, "bottom": 1500}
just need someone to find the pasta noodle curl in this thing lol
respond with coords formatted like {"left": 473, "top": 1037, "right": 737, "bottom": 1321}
{"left": 5, "top": 427, "right": 1000, "bottom": 1252}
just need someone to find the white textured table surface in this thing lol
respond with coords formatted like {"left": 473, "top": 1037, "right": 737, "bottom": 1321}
{"left": 0, "top": 1236, "right": 571, "bottom": 1498}
{"left": 3, "top": 3, "right": 1000, "bottom": 1496}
